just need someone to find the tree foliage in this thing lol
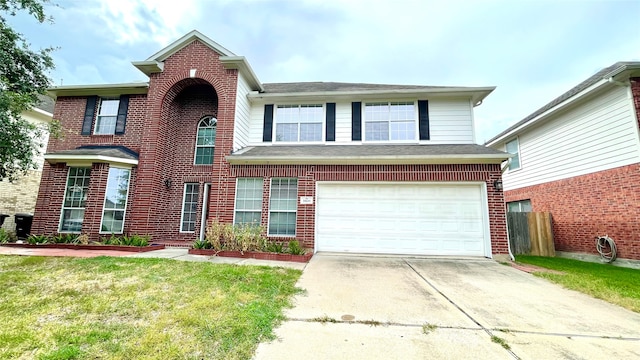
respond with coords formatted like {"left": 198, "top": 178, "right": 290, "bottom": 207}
{"left": 0, "top": 0, "right": 55, "bottom": 182}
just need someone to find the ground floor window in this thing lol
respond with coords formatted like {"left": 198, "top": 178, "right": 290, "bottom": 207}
{"left": 100, "top": 167, "right": 131, "bottom": 233}
{"left": 507, "top": 199, "right": 532, "bottom": 212}
{"left": 181, "top": 183, "right": 199, "bottom": 232}
{"left": 60, "top": 167, "right": 91, "bottom": 232}
{"left": 234, "top": 178, "right": 263, "bottom": 225}
{"left": 268, "top": 178, "right": 297, "bottom": 236}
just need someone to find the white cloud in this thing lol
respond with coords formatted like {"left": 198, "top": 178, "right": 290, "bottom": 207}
{"left": 86, "top": 0, "right": 203, "bottom": 46}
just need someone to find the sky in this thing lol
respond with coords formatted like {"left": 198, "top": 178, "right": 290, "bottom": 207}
{"left": 7, "top": 0, "right": 640, "bottom": 143}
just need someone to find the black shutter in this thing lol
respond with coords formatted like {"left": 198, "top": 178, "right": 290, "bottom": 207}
{"left": 81, "top": 96, "right": 97, "bottom": 135}
{"left": 263, "top": 104, "right": 274, "bottom": 142}
{"left": 326, "top": 103, "right": 336, "bottom": 141}
{"left": 351, "top": 102, "right": 361, "bottom": 141}
{"left": 418, "top": 100, "right": 430, "bottom": 140}
{"left": 115, "top": 95, "right": 129, "bottom": 135}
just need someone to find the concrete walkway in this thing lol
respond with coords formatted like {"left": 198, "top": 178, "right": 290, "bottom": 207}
{"left": 254, "top": 254, "right": 640, "bottom": 360}
{"left": 0, "top": 246, "right": 307, "bottom": 270}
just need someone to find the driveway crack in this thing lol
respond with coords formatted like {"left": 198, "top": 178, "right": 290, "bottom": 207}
{"left": 403, "top": 259, "right": 521, "bottom": 360}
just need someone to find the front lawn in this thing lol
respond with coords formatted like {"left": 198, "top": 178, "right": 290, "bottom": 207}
{"left": 0, "top": 256, "right": 301, "bottom": 359}
{"left": 516, "top": 255, "right": 640, "bottom": 313}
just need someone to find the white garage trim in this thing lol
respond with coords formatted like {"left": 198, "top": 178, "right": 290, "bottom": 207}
{"left": 314, "top": 181, "right": 492, "bottom": 257}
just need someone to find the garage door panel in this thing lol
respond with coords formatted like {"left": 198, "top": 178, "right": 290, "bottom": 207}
{"left": 316, "top": 183, "right": 488, "bottom": 256}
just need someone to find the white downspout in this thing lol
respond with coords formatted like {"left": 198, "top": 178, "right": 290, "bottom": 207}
{"left": 501, "top": 159, "right": 516, "bottom": 261}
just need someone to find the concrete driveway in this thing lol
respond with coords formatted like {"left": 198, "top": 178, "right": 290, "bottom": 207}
{"left": 254, "top": 254, "right": 640, "bottom": 359}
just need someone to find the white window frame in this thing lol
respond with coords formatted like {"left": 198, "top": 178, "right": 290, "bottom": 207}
{"left": 233, "top": 178, "right": 263, "bottom": 226}
{"left": 99, "top": 166, "right": 131, "bottom": 234}
{"left": 507, "top": 199, "right": 532, "bottom": 212}
{"left": 94, "top": 97, "right": 120, "bottom": 135}
{"left": 59, "top": 167, "right": 91, "bottom": 233}
{"left": 362, "top": 101, "right": 418, "bottom": 142}
{"left": 180, "top": 183, "right": 200, "bottom": 233}
{"left": 273, "top": 104, "right": 325, "bottom": 143}
{"left": 194, "top": 116, "right": 217, "bottom": 165}
{"left": 267, "top": 178, "right": 298, "bottom": 237}
{"left": 506, "top": 137, "right": 521, "bottom": 171}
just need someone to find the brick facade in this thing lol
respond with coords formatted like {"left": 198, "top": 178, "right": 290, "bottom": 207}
{"left": 32, "top": 37, "right": 509, "bottom": 256}
{"left": 504, "top": 164, "right": 640, "bottom": 260}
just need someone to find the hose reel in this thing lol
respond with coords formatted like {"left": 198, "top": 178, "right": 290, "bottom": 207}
{"left": 595, "top": 235, "right": 617, "bottom": 263}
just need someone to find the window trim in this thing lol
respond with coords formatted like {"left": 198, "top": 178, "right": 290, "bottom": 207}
{"left": 179, "top": 183, "right": 200, "bottom": 233}
{"left": 233, "top": 177, "right": 264, "bottom": 226}
{"left": 93, "top": 97, "right": 120, "bottom": 135}
{"left": 98, "top": 166, "right": 131, "bottom": 234}
{"left": 505, "top": 137, "right": 521, "bottom": 171}
{"left": 58, "top": 167, "right": 91, "bottom": 233}
{"left": 267, "top": 178, "right": 298, "bottom": 237}
{"left": 362, "top": 101, "right": 419, "bottom": 143}
{"left": 272, "top": 104, "right": 326, "bottom": 144}
{"left": 507, "top": 199, "right": 532, "bottom": 212}
{"left": 194, "top": 116, "right": 217, "bottom": 165}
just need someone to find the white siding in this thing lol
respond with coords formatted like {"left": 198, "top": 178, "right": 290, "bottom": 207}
{"left": 248, "top": 101, "right": 265, "bottom": 145}
{"left": 246, "top": 97, "right": 476, "bottom": 145}
{"left": 427, "top": 99, "right": 474, "bottom": 144}
{"left": 335, "top": 102, "right": 352, "bottom": 142}
{"left": 232, "top": 72, "right": 252, "bottom": 150}
{"left": 502, "top": 86, "right": 640, "bottom": 190}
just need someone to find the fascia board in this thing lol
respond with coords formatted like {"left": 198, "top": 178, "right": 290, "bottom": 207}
{"left": 44, "top": 154, "right": 138, "bottom": 167}
{"left": 219, "top": 56, "right": 264, "bottom": 92}
{"left": 226, "top": 153, "right": 510, "bottom": 165}
{"left": 47, "top": 83, "right": 149, "bottom": 98}
{"left": 145, "top": 30, "right": 235, "bottom": 62}
{"left": 247, "top": 87, "right": 494, "bottom": 103}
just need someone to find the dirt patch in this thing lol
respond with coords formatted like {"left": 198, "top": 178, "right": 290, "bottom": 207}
{"left": 508, "top": 261, "right": 564, "bottom": 275}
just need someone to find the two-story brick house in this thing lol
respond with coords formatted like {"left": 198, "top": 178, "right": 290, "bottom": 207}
{"left": 33, "top": 31, "right": 510, "bottom": 258}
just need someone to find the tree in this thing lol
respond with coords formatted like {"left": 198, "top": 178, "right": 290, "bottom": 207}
{"left": 0, "top": 0, "right": 55, "bottom": 182}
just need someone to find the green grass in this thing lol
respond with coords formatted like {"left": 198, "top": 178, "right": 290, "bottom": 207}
{"left": 0, "top": 255, "right": 302, "bottom": 360}
{"left": 516, "top": 255, "right": 640, "bottom": 313}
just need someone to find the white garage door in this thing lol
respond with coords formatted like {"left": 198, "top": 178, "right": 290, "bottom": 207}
{"left": 316, "top": 182, "right": 489, "bottom": 256}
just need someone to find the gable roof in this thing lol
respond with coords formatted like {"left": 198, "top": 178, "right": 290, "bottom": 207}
{"left": 227, "top": 144, "right": 509, "bottom": 165}
{"left": 486, "top": 61, "right": 640, "bottom": 146}
{"left": 131, "top": 30, "right": 263, "bottom": 92}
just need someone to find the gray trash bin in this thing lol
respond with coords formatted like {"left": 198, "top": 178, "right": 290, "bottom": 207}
{"left": 14, "top": 213, "right": 34, "bottom": 239}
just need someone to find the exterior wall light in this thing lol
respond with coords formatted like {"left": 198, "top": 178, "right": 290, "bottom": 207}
{"left": 493, "top": 179, "right": 503, "bottom": 191}
{"left": 164, "top": 178, "right": 172, "bottom": 189}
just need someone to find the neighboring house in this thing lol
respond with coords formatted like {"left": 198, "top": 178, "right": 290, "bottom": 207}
{"left": 33, "top": 30, "right": 511, "bottom": 259}
{"left": 0, "top": 95, "right": 54, "bottom": 233}
{"left": 487, "top": 62, "right": 640, "bottom": 261}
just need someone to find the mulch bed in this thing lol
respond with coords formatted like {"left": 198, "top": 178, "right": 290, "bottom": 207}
{"left": 1, "top": 243, "right": 166, "bottom": 253}
{"left": 188, "top": 249, "right": 313, "bottom": 263}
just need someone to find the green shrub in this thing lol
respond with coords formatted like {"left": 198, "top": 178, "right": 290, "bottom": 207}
{"left": 192, "top": 239, "right": 212, "bottom": 249}
{"left": 102, "top": 234, "right": 122, "bottom": 245}
{"left": 287, "top": 240, "right": 305, "bottom": 255}
{"left": 102, "top": 234, "right": 150, "bottom": 247}
{"left": 27, "top": 234, "right": 49, "bottom": 245}
{"left": 0, "top": 229, "right": 10, "bottom": 244}
{"left": 265, "top": 242, "right": 285, "bottom": 253}
{"left": 52, "top": 233, "right": 79, "bottom": 244}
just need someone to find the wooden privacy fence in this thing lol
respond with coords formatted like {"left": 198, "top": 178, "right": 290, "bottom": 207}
{"left": 507, "top": 212, "right": 555, "bottom": 256}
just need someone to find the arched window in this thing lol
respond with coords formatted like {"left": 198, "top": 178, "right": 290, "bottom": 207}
{"left": 194, "top": 116, "right": 216, "bottom": 165}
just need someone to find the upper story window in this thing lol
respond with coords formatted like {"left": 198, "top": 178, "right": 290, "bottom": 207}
{"left": 506, "top": 138, "right": 520, "bottom": 170}
{"left": 275, "top": 104, "right": 323, "bottom": 142}
{"left": 364, "top": 102, "right": 416, "bottom": 141}
{"left": 94, "top": 98, "right": 120, "bottom": 135}
{"left": 195, "top": 116, "right": 216, "bottom": 165}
